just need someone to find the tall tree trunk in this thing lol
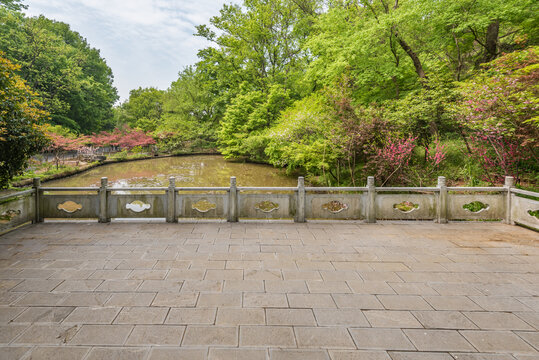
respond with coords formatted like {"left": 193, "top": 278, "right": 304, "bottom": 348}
{"left": 484, "top": 20, "right": 499, "bottom": 63}
{"left": 394, "top": 31, "right": 427, "bottom": 80}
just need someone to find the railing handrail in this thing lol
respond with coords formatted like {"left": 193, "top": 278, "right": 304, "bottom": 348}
{"left": 0, "top": 189, "right": 35, "bottom": 201}
{"left": 510, "top": 188, "right": 539, "bottom": 197}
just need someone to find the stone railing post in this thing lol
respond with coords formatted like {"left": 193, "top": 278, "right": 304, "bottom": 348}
{"left": 366, "top": 176, "right": 376, "bottom": 223}
{"left": 167, "top": 177, "right": 177, "bottom": 223}
{"left": 32, "top": 177, "right": 42, "bottom": 223}
{"left": 99, "top": 177, "right": 109, "bottom": 223}
{"left": 437, "top": 176, "right": 448, "bottom": 224}
{"left": 504, "top": 176, "right": 514, "bottom": 225}
{"left": 228, "top": 177, "right": 238, "bottom": 222}
{"left": 296, "top": 176, "right": 306, "bottom": 223}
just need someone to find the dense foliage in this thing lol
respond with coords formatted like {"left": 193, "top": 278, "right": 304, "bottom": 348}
{"left": 3, "top": 0, "right": 537, "bottom": 188}
{"left": 0, "top": 5, "right": 118, "bottom": 133}
{"left": 0, "top": 53, "right": 49, "bottom": 188}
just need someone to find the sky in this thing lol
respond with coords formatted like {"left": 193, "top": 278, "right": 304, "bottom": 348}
{"left": 25, "top": 0, "right": 235, "bottom": 102}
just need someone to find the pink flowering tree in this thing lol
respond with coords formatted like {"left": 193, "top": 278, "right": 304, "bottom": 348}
{"left": 457, "top": 48, "right": 538, "bottom": 183}
{"left": 366, "top": 135, "right": 417, "bottom": 186}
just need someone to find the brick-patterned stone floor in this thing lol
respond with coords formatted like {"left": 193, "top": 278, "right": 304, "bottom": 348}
{"left": 0, "top": 222, "right": 538, "bottom": 359}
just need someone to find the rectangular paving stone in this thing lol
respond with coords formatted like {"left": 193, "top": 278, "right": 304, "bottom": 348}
{"left": 106, "top": 293, "right": 156, "bottom": 307}
{"left": 266, "top": 308, "right": 316, "bottom": 326}
{"left": 13, "top": 324, "right": 78, "bottom": 345}
{"left": 265, "top": 280, "right": 309, "bottom": 293}
{"left": 216, "top": 308, "right": 265, "bottom": 325}
{"left": 137, "top": 279, "right": 184, "bottom": 292}
{"left": 243, "top": 292, "right": 288, "bottom": 308}
{"left": 14, "top": 293, "right": 65, "bottom": 306}
{"left": 54, "top": 280, "right": 103, "bottom": 292}
{"left": 13, "top": 306, "right": 74, "bottom": 323}
{"left": 288, "top": 294, "right": 336, "bottom": 308}
{"left": 182, "top": 325, "right": 238, "bottom": 346}
{"left": 197, "top": 293, "right": 241, "bottom": 307}
{"left": 377, "top": 295, "right": 432, "bottom": 310}
{"left": 95, "top": 280, "right": 142, "bottom": 292}
{"left": 328, "top": 350, "right": 391, "bottom": 360}
{"left": 86, "top": 347, "right": 149, "bottom": 360}
{"left": 332, "top": 294, "right": 384, "bottom": 309}
{"left": 463, "top": 311, "right": 534, "bottom": 330}
{"left": 209, "top": 348, "right": 268, "bottom": 360}
{"left": 363, "top": 310, "right": 422, "bottom": 328}
{"left": 114, "top": 307, "right": 168, "bottom": 324}
{"left": 0, "top": 307, "right": 25, "bottom": 323}
{"left": 151, "top": 293, "right": 197, "bottom": 307}
{"left": 148, "top": 348, "right": 206, "bottom": 360}
{"left": 295, "top": 326, "right": 356, "bottom": 349}
{"left": 307, "top": 281, "right": 351, "bottom": 293}
{"left": 205, "top": 269, "right": 243, "bottom": 280}
{"left": 166, "top": 269, "right": 206, "bottom": 280}
{"left": 63, "top": 307, "right": 120, "bottom": 324}
{"left": 412, "top": 310, "right": 477, "bottom": 330}
{"left": 27, "top": 346, "right": 90, "bottom": 360}
{"left": 223, "top": 280, "right": 264, "bottom": 292}
{"left": 59, "top": 293, "right": 111, "bottom": 307}
{"left": 403, "top": 329, "right": 475, "bottom": 352}
{"left": 346, "top": 281, "right": 395, "bottom": 295}
{"left": 314, "top": 309, "right": 370, "bottom": 327}
{"left": 240, "top": 325, "right": 296, "bottom": 347}
{"left": 165, "top": 308, "right": 216, "bottom": 324}
{"left": 468, "top": 296, "right": 533, "bottom": 312}
{"left": 349, "top": 328, "right": 415, "bottom": 350}
{"left": 388, "top": 351, "right": 453, "bottom": 360}
{"left": 0, "top": 325, "right": 28, "bottom": 344}
{"left": 10, "top": 279, "right": 62, "bottom": 292}
{"left": 424, "top": 296, "right": 483, "bottom": 311}
{"left": 69, "top": 324, "right": 133, "bottom": 345}
{"left": 181, "top": 280, "right": 223, "bottom": 292}
{"left": 461, "top": 330, "right": 537, "bottom": 353}
{"left": 125, "top": 325, "right": 185, "bottom": 345}
{"left": 269, "top": 349, "right": 330, "bottom": 360}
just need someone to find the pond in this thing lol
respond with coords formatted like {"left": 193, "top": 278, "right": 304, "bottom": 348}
{"left": 44, "top": 155, "right": 298, "bottom": 188}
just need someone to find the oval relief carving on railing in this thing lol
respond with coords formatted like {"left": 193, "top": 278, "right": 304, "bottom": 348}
{"left": 0, "top": 209, "right": 21, "bottom": 223}
{"left": 126, "top": 200, "right": 151, "bottom": 213}
{"left": 462, "top": 201, "right": 489, "bottom": 213}
{"left": 528, "top": 210, "right": 539, "bottom": 220}
{"left": 57, "top": 201, "right": 82, "bottom": 213}
{"left": 192, "top": 199, "right": 217, "bottom": 213}
{"left": 393, "top": 201, "right": 419, "bottom": 213}
{"left": 255, "top": 200, "right": 279, "bottom": 213}
{"left": 322, "top": 200, "right": 348, "bottom": 214}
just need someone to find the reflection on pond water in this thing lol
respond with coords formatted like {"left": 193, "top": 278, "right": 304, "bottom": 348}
{"left": 44, "top": 155, "right": 298, "bottom": 188}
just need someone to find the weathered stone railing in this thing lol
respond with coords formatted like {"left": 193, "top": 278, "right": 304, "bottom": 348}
{"left": 1, "top": 176, "right": 538, "bottom": 234}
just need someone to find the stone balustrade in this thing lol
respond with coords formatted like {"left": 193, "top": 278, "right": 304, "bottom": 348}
{"left": 1, "top": 176, "right": 538, "bottom": 234}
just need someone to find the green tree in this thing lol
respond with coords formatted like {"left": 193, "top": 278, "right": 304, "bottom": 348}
{"left": 158, "top": 67, "right": 219, "bottom": 149}
{"left": 116, "top": 87, "right": 164, "bottom": 132}
{"left": 0, "top": 9, "right": 118, "bottom": 133}
{"left": 0, "top": 53, "right": 49, "bottom": 188}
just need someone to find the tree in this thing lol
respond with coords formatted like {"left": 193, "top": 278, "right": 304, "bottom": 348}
{"left": 158, "top": 67, "right": 220, "bottom": 150}
{"left": 0, "top": 9, "right": 118, "bottom": 133}
{"left": 0, "top": 53, "right": 49, "bottom": 188}
{"left": 456, "top": 47, "right": 539, "bottom": 183}
{"left": 116, "top": 87, "right": 164, "bottom": 132}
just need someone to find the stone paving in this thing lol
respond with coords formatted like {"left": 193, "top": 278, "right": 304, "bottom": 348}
{"left": 0, "top": 221, "right": 538, "bottom": 360}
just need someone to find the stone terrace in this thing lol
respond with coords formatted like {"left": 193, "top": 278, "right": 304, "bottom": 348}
{"left": 0, "top": 222, "right": 538, "bottom": 360}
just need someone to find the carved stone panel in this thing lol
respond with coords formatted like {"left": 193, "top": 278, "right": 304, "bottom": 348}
{"left": 57, "top": 201, "right": 83, "bottom": 213}
{"left": 126, "top": 200, "right": 151, "bottom": 213}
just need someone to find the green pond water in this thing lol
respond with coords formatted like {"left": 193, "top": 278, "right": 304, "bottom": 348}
{"left": 44, "top": 155, "right": 298, "bottom": 188}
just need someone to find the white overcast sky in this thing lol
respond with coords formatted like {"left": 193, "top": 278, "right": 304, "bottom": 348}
{"left": 25, "top": 0, "right": 236, "bottom": 101}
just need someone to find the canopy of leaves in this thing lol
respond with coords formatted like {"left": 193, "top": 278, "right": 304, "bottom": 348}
{"left": 0, "top": 53, "right": 49, "bottom": 188}
{"left": 0, "top": 7, "right": 118, "bottom": 133}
